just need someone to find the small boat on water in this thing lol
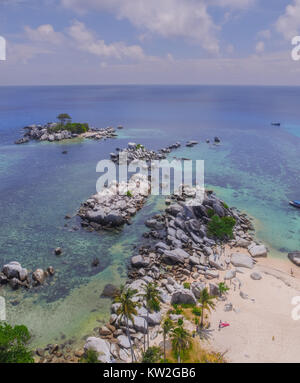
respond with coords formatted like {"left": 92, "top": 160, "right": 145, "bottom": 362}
{"left": 271, "top": 122, "right": 281, "bottom": 126}
{"left": 289, "top": 200, "right": 300, "bottom": 208}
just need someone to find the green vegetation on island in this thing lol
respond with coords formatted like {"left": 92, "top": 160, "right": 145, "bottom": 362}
{"left": 47, "top": 114, "right": 89, "bottom": 134}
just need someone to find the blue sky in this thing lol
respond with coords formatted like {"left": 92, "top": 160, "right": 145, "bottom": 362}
{"left": 1, "top": 0, "right": 300, "bottom": 85}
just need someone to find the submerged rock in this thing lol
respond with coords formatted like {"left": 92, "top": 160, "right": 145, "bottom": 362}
{"left": 2, "top": 262, "right": 28, "bottom": 281}
{"left": 32, "top": 269, "right": 46, "bottom": 285}
{"left": 101, "top": 284, "right": 119, "bottom": 298}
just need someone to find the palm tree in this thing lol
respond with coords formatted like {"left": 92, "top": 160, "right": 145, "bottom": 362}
{"left": 140, "top": 283, "right": 161, "bottom": 349}
{"left": 115, "top": 285, "right": 140, "bottom": 363}
{"left": 218, "top": 282, "right": 229, "bottom": 298}
{"left": 198, "top": 288, "right": 216, "bottom": 328}
{"left": 171, "top": 326, "right": 191, "bottom": 363}
{"left": 161, "top": 318, "right": 173, "bottom": 362}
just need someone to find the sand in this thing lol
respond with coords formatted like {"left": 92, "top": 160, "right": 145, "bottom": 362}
{"left": 207, "top": 247, "right": 300, "bottom": 363}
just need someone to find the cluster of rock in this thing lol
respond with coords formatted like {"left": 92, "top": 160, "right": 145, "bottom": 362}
{"left": 205, "top": 136, "right": 221, "bottom": 144}
{"left": 78, "top": 173, "right": 150, "bottom": 230}
{"left": 35, "top": 340, "right": 84, "bottom": 363}
{"left": 15, "top": 123, "right": 76, "bottom": 144}
{"left": 82, "top": 188, "right": 268, "bottom": 363}
{"left": 110, "top": 142, "right": 169, "bottom": 164}
{"left": 14, "top": 124, "right": 118, "bottom": 144}
{"left": 0, "top": 261, "right": 55, "bottom": 290}
{"left": 81, "top": 127, "right": 118, "bottom": 140}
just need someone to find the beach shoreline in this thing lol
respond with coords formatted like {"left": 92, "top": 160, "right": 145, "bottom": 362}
{"left": 207, "top": 246, "right": 300, "bottom": 363}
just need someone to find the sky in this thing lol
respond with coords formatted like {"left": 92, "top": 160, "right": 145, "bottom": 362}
{"left": 1, "top": 0, "right": 300, "bottom": 85}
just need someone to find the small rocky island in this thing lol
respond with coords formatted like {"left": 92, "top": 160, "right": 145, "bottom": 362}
{"left": 15, "top": 113, "right": 118, "bottom": 144}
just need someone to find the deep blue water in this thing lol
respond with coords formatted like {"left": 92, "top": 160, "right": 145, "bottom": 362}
{"left": 1, "top": 85, "right": 300, "bottom": 347}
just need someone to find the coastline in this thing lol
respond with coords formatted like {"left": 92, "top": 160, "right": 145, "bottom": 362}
{"left": 208, "top": 247, "right": 300, "bottom": 363}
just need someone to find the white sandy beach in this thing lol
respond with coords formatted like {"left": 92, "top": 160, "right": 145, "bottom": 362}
{"left": 208, "top": 248, "right": 300, "bottom": 363}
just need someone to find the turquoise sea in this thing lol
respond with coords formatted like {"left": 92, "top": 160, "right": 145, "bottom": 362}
{"left": 1, "top": 85, "right": 300, "bottom": 348}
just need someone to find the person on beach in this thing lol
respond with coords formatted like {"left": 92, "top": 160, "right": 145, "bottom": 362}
{"left": 291, "top": 268, "right": 294, "bottom": 277}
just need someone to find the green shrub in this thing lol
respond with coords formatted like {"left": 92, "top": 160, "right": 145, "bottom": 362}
{"left": 177, "top": 318, "right": 184, "bottom": 326}
{"left": 126, "top": 190, "right": 133, "bottom": 198}
{"left": 136, "top": 144, "right": 144, "bottom": 150}
{"left": 183, "top": 282, "right": 190, "bottom": 289}
{"left": 207, "top": 215, "right": 236, "bottom": 240}
{"left": 180, "top": 303, "right": 195, "bottom": 309}
{"left": 142, "top": 347, "right": 163, "bottom": 363}
{"left": 222, "top": 202, "right": 229, "bottom": 209}
{"left": 79, "top": 349, "right": 100, "bottom": 363}
{"left": 192, "top": 307, "right": 202, "bottom": 317}
{"left": 207, "top": 208, "right": 215, "bottom": 218}
{"left": 0, "top": 322, "right": 34, "bottom": 363}
{"left": 171, "top": 304, "right": 183, "bottom": 315}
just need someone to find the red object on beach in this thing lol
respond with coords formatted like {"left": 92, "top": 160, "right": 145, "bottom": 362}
{"left": 220, "top": 322, "right": 230, "bottom": 328}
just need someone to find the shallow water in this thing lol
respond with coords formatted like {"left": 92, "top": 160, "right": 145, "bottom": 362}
{"left": 0, "top": 85, "right": 300, "bottom": 347}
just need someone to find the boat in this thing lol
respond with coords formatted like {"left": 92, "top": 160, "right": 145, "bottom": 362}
{"left": 289, "top": 200, "right": 300, "bottom": 208}
{"left": 271, "top": 122, "right": 281, "bottom": 126}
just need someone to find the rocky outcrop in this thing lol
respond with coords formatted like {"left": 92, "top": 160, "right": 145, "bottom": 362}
{"left": 78, "top": 173, "right": 150, "bottom": 230}
{"left": 288, "top": 251, "right": 300, "bottom": 267}
{"left": 1, "top": 262, "right": 54, "bottom": 290}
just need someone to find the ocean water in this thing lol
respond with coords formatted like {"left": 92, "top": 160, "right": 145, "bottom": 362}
{"left": 1, "top": 85, "right": 300, "bottom": 348}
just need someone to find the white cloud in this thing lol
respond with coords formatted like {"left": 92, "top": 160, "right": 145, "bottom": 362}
{"left": 67, "top": 20, "right": 145, "bottom": 60}
{"left": 61, "top": 0, "right": 220, "bottom": 54}
{"left": 257, "top": 29, "right": 271, "bottom": 39}
{"left": 255, "top": 41, "right": 264, "bottom": 53}
{"left": 276, "top": 0, "right": 300, "bottom": 40}
{"left": 7, "top": 42, "right": 52, "bottom": 63}
{"left": 211, "top": 0, "right": 255, "bottom": 9}
{"left": 24, "top": 24, "right": 64, "bottom": 44}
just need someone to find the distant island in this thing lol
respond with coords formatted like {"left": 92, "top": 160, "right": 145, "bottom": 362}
{"left": 15, "top": 113, "right": 118, "bottom": 144}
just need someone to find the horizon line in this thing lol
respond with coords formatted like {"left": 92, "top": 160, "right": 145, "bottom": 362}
{"left": 1, "top": 83, "right": 300, "bottom": 87}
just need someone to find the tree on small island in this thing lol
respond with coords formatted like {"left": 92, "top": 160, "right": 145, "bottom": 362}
{"left": 57, "top": 113, "right": 71, "bottom": 126}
